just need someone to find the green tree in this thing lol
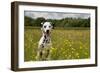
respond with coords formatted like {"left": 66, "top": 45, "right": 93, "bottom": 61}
{"left": 33, "top": 17, "right": 45, "bottom": 26}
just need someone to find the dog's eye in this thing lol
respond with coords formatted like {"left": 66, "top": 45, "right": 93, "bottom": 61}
{"left": 44, "top": 26, "right": 46, "bottom": 28}
{"left": 49, "top": 26, "right": 51, "bottom": 28}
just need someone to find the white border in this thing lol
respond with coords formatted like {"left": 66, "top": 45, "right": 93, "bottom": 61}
{"left": 18, "top": 5, "right": 96, "bottom": 68}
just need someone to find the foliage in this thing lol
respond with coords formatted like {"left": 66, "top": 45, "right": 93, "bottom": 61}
{"left": 24, "top": 16, "right": 90, "bottom": 27}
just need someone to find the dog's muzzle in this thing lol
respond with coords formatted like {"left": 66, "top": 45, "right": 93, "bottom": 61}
{"left": 46, "top": 30, "right": 50, "bottom": 35}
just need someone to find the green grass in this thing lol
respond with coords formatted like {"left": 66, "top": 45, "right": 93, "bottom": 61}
{"left": 24, "top": 27, "right": 90, "bottom": 61}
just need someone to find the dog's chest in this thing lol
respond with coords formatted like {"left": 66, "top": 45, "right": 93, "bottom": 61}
{"left": 39, "top": 35, "right": 52, "bottom": 49}
{"left": 41, "top": 36, "right": 51, "bottom": 48}
{"left": 43, "top": 37, "right": 50, "bottom": 44}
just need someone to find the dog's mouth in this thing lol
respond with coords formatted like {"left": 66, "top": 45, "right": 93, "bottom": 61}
{"left": 46, "top": 30, "right": 50, "bottom": 35}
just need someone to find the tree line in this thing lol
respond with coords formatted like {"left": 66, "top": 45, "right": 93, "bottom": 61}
{"left": 24, "top": 16, "right": 90, "bottom": 27}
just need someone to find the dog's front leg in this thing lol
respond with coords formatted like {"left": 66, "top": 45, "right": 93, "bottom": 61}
{"left": 36, "top": 44, "right": 44, "bottom": 61}
{"left": 46, "top": 42, "right": 52, "bottom": 60}
{"left": 36, "top": 50, "right": 43, "bottom": 61}
{"left": 45, "top": 49, "right": 50, "bottom": 60}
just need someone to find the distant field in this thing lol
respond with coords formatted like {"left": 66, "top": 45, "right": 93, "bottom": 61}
{"left": 24, "top": 27, "right": 90, "bottom": 61}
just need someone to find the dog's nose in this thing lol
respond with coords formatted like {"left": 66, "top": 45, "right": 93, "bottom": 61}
{"left": 47, "top": 30, "right": 49, "bottom": 32}
{"left": 46, "top": 30, "right": 49, "bottom": 33}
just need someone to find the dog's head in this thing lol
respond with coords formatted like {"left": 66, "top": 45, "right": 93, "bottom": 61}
{"left": 41, "top": 22, "right": 53, "bottom": 35}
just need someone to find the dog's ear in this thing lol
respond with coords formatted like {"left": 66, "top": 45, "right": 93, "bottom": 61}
{"left": 51, "top": 22, "right": 54, "bottom": 29}
{"left": 41, "top": 28, "right": 44, "bottom": 32}
{"left": 41, "top": 22, "right": 44, "bottom": 25}
{"left": 41, "top": 28, "right": 43, "bottom": 30}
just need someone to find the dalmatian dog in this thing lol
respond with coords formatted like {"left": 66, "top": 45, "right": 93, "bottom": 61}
{"left": 36, "top": 22, "right": 53, "bottom": 60}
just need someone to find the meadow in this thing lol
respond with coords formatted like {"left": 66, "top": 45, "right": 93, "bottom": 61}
{"left": 24, "top": 27, "right": 90, "bottom": 61}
